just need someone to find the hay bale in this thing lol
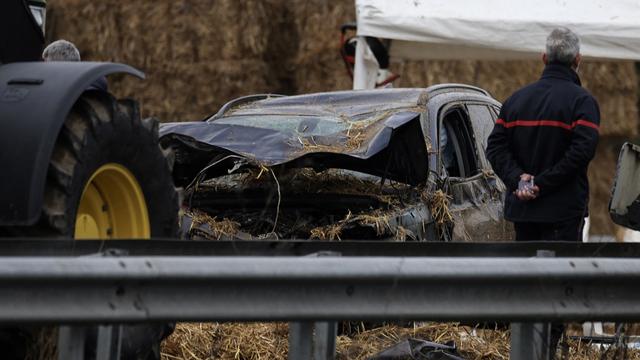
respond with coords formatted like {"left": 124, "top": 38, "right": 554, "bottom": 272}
{"left": 395, "top": 60, "right": 480, "bottom": 90}
{"left": 592, "top": 92, "right": 639, "bottom": 137}
{"left": 471, "top": 60, "right": 542, "bottom": 102}
{"left": 47, "top": 0, "right": 281, "bottom": 122}
{"left": 166, "top": 1, "right": 270, "bottom": 62}
{"left": 395, "top": 59, "right": 638, "bottom": 137}
{"left": 286, "top": 0, "right": 356, "bottom": 94}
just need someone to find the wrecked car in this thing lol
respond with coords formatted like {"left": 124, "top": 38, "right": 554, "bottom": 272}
{"left": 159, "top": 85, "right": 514, "bottom": 241}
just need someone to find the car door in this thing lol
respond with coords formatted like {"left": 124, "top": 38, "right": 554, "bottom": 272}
{"left": 437, "top": 101, "right": 514, "bottom": 241}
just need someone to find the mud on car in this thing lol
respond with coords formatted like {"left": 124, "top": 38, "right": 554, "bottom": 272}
{"left": 159, "top": 85, "right": 514, "bottom": 241}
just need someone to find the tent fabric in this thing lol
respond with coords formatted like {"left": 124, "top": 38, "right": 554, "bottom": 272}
{"left": 356, "top": 0, "right": 640, "bottom": 61}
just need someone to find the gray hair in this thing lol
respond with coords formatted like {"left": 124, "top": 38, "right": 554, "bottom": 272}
{"left": 545, "top": 27, "right": 580, "bottom": 65}
{"left": 42, "top": 40, "right": 81, "bottom": 61}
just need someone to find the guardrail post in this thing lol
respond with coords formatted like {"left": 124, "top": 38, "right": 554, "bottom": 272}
{"left": 289, "top": 321, "right": 313, "bottom": 359}
{"left": 96, "top": 325, "right": 122, "bottom": 360}
{"left": 58, "top": 326, "right": 86, "bottom": 360}
{"left": 313, "top": 321, "right": 337, "bottom": 360}
{"left": 288, "top": 321, "right": 337, "bottom": 360}
{"left": 510, "top": 250, "right": 555, "bottom": 360}
{"left": 510, "top": 322, "right": 552, "bottom": 360}
{"left": 288, "top": 251, "right": 340, "bottom": 360}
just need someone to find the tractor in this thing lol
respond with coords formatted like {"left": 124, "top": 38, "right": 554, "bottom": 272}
{"left": 0, "top": 0, "right": 179, "bottom": 358}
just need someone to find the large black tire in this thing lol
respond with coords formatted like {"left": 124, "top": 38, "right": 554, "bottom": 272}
{"left": 34, "top": 89, "right": 179, "bottom": 238}
{"left": 2, "top": 90, "right": 180, "bottom": 359}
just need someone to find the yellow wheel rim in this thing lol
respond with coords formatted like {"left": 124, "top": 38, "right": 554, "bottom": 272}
{"left": 74, "top": 163, "right": 150, "bottom": 239}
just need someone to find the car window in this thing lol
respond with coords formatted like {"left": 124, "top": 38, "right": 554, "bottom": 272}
{"left": 466, "top": 104, "right": 495, "bottom": 152}
{"left": 440, "top": 107, "right": 479, "bottom": 178}
{"left": 214, "top": 115, "right": 347, "bottom": 136}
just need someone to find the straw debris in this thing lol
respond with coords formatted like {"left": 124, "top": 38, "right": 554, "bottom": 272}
{"left": 394, "top": 225, "right": 417, "bottom": 241}
{"left": 423, "top": 189, "right": 454, "bottom": 226}
{"left": 162, "top": 323, "right": 288, "bottom": 360}
{"left": 353, "top": 212, "right": 393, "bottom": 237}
{"left": 297, "top": 116, "right": 382, "bottom": 154}
{"left": 162, "top": 322, "right": 640, "bottom": 360}
{"left": 310, "top": 224, "right": 344, "bottom": 241}
{"left": 345, "top": 124, "right": 366, "bottom": 150}
{"left": 309, "top": 208, "right": 419, "bottom": 241}
{"left": 191, "top": 167, "right": 415, "bottom": 240}
{"left": 298, "top": 137, "right": 345, "bottom": 153}
{"left": 190, "top": 210, "right": 240, "bottom": 240}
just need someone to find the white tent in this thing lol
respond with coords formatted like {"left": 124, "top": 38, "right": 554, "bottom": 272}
{"left": 353, "top": 0, "right": 640, "bottom": 88}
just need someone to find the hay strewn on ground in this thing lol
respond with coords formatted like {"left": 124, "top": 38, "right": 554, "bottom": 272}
{"left": 48, "top": 0, "right": 640, "bottom": 234}
{"left": 162, "top": 323, "right": 288, "bottom": 360}
{"left": 161, "top": 322, "right": 640, "bottom": 360}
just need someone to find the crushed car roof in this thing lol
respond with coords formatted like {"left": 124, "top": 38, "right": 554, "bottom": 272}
{"left": 212, "top": 88, "right": 428, "bottom": 118}
{"left": 159, "top": 89, "right": 441, "bottom": 185}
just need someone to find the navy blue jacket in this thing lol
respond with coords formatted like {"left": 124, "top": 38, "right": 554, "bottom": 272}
{"left": 486, "top": 64, "right": 600, "bottom": 223}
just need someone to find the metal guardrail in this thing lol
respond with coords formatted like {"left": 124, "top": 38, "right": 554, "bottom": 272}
{"left": 1, "top": 241, "right": 639, "bottom": 360}
{"left": 1, "top": 255, "right": 640, "bottom": 323}
{"left": 1, "top": 239, "right": 640, "bottom": 257}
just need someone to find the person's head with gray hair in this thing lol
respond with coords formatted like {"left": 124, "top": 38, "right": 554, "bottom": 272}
{"left": 42, "top": 39, "right": 81, "bottom": 62}
{"left": 543, "top": 27, "right": 581, "bottom": 69}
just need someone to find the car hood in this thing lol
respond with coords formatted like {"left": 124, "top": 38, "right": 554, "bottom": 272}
{"left": 159, "top": 110, "right": 429, "bottom": 186}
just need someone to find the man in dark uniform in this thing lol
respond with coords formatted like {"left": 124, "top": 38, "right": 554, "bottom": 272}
{"left": 486, "top": 27, "right": 600, "bottom": 242}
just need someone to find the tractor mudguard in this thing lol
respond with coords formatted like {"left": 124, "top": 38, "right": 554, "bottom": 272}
{"left": 0, "top": 61, "right": 144, "bottom": 226}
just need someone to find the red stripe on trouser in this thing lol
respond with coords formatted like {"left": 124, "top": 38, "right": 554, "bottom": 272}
{"left": 496, "top": 119, "right": 599, "bottom": 131}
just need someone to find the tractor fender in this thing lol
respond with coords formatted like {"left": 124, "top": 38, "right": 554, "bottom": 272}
{"left": 0, "top": 61, "right": 145, "bottom": 226}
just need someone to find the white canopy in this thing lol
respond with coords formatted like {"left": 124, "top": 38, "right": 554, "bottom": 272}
{"left": 356, "top": 0, "right": 640, "bottom": 61}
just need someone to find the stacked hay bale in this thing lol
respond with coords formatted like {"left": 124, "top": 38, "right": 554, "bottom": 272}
{"left": 287, "top": 0, "right": 355, "bottom": 93}
{"left": 48, "top": 0, "right": 639, "bottom": 235}
{"left": 47, "top": 0, "right": 280, "bottom": 121}
{"left": 580, "top": 62, "right": 639, "bottom": 236}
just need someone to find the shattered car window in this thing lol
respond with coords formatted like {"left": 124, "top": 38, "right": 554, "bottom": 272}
{"left": 213, "top": 115, "right": 348, "bottom": 137}
{"left": 467, "top": 104, "right": 495, "bottom": 152}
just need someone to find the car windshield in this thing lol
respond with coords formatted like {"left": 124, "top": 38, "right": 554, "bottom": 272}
{"left": 213, "top": 114, "right": 359, "bottom": 137}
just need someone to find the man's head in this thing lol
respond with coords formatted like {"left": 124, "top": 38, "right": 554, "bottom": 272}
{"left": 42, "top": 40, "right": 81, "bottom": 62}
{"left": 543, "top": 27, "right": 581, "bottom": 69}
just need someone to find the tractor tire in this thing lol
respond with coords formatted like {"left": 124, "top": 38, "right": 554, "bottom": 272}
{"left": 2, "top": 90, "right": 180, "bottom": 359}
{"left": 37, "top": 89, "right": 179, "bottom": 238}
